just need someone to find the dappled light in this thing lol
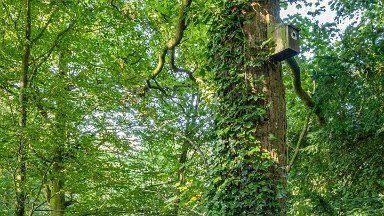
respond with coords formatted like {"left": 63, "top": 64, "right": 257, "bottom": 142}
{"left": 0, "top": 0, "right": 383, "bottom": 215}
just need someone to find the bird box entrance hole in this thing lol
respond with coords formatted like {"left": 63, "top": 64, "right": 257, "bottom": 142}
{"left": 267, "top": 15, "right": 300, "bottom": 61}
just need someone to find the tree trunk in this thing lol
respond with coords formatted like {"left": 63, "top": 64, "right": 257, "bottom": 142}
{"left": 49, "top": 52, "right": 68, "bottom": 216}
{"left": 173, "top": 93, "right": 199, "bottom": 215}
{"left": 207, "top": 0, "right": 286, "bottom": 215}
{"left": 50, "top": 164, "right": 65, "bottom": 216}
{"left": 244, "top": 0, "right": 286, "bottom": 187}
{"left": 15, "top": 0, "right": 31, "bottom": 215}
{"left": 172, "top": 142, "right": 188, "bottom": 216}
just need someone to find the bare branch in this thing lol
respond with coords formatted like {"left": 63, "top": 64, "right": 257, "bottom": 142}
{"left": 170, "top": 47, "right": 196, "bottom": 82}
{"left": 146, "top": 79, "right": 167, "bottom": 95}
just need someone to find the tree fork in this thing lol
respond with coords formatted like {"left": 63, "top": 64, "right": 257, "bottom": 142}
{"left": 144, "top": 0, "right": 192, "bottom": 93}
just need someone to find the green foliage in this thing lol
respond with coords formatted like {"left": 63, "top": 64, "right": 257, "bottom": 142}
{"left": 1, "top": 0, "right": 384, "bottom": 215}
{"left": 0, "top": 0, "right": 191, "bottom": 214}
{"left": 285, "top": 1, "right": 384, "bottom": 215}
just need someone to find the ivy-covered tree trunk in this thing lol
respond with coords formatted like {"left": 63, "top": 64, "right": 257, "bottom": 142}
{"left": 15, "top": 0, "right": 31, "bottom": 215}
{"left": 243, "top": 0, "right": 286, "bottom": 181}
{"left": 206, "top": 1, "right": 286, "bottom": 215}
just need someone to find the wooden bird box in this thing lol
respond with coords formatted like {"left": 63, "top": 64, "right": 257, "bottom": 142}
{"left": 268, "top": 20, "right": 300, "bottom": 61}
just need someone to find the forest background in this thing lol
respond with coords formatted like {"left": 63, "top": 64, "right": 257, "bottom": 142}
{"left": 0, "top": 0, "right": 383, "bottom": 215}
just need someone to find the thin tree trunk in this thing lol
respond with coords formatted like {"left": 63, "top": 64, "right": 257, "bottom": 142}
{"left": 50, "top": 159, "right": 65, "bottom": 216}
{"left": 50, "top": 147, "right": 65, "bottom": 216}
{"left": 172, "top": 142, "right": 188, "bottom": 216}
{"left": 173, "top": 93, "right": 199, "bottom": 215}
{"left": 49, "top": 52, "right": 68, "bottom": 216}
{"left": 15, "top": 0, "right": 31, "bottom": 215}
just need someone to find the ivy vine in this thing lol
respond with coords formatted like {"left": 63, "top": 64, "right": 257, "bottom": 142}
{"left": 203, "top": 1, "right": 285, "bottom": 215}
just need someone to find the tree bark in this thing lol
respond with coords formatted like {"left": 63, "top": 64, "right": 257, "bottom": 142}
{"left": 244, "top": 0, "right": 286, "bottom": 184}
{"left": 15, "top": 0, "right": 31, "bottom": 215}
{"left": 209, "top": 1, "right": 287, "bottom": 214}
{"left": 50, "top": 152, "right": 65, "bottom": 216}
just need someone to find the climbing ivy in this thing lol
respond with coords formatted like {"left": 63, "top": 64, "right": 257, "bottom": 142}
{"left": 203, "top": 1, "right": 284, "bottom": 215}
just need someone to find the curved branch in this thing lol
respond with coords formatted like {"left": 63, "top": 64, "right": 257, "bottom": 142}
{"left": 287, "top": 111, "right": 311, "bottom": 173}
{"left": 170, "top": 48, "right": 196, "bottom": 82}
{"left": 285, "top": 57, "right": 325, "bottom": 125}
{"left": 145, "top": 0, "right": 192, "bottom": 91}
{"left": 146, "top": 79, "right": 167, "bottom": 95}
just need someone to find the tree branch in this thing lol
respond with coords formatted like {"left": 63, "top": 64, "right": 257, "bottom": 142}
{"left": 33, "top": 24, "right": 72, "bottom": 63}
{"left": 285, "top": 57, "right": 325, "bottom": 125}
{"left": 157, "top": 128, "right": 208, "bottom": 170}
{"left": 146, "top": 79, "right": 167, "bottom": 95}
{"left": 170, "top": 47, "right": 196, "bottom": 82}
{"left": 29, "top": 155, "right": 56, "bottom": 216}
{"left": 287, "top": 111, "right": 311, "bottom": 173}
{"left": 29, "top": 24, "right": 73, "bottom": 84}
{"left": 2, "top": 1, "right": 21, "bottom": 34}
{"left": 31, "top": 6, "right": 58, "bottom": 43}
{"left": 144, "top": 0, "right": 192, "bottom": 92}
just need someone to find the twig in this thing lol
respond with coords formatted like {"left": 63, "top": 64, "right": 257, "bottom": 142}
{"left": 157, "top": 128, "right": 208, "bottom": 169}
